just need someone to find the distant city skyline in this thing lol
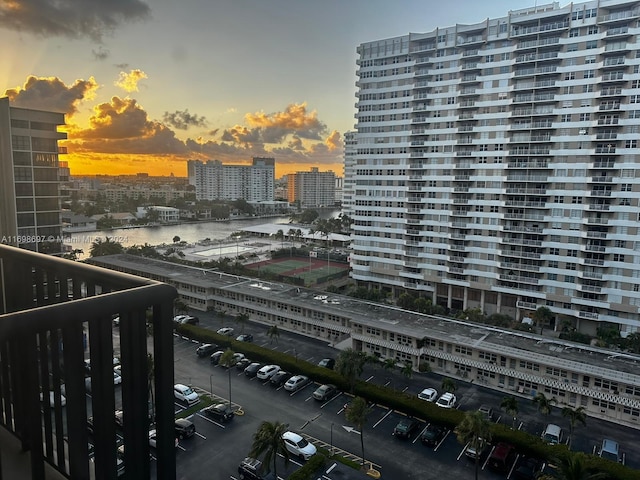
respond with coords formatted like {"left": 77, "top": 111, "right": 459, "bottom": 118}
{"left": 0, "top": 0, "right": 534, "bottom": 177}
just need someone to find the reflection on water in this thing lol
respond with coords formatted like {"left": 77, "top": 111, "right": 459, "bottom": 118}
{"left": 66, "top": 210, "right": 339, "bottom": 257}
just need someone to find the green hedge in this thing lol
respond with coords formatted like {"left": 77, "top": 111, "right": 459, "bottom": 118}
{"left": 177, "top": 324, "right": 640, "bottom": 480}
{"left": 287, "top": 453, "right": 327, "bottom": 480}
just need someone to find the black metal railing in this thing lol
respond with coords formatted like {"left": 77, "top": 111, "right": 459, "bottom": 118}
{"left": 0, "top": 245, "right": 177, "bottom": 480}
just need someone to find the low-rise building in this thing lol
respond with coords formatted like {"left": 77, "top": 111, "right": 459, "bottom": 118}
{"left": 91, "top": 253, "right": 640, "bottom": 429}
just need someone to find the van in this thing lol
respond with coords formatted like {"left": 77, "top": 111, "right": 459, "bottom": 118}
{"left": 598, "top": 439, "right": 621, "bottom": 463}
{"left": 541, "top": 424, "right": 563, "bottom": 445}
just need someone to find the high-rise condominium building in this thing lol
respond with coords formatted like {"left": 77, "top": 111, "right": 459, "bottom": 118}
{"left": 287, "top": 167, "right": 336, "bottom": 208}
{"left": 0, "top": 97, "right": 66, "bottom": 253}
{"left": 187, "top": 157, "right": 275, "bottom": 202}
{"left": 342, "top": 130, "right": 357, "bottom": 216}
{"left": 350, "top": 0, "right": 640, "bottom": 336}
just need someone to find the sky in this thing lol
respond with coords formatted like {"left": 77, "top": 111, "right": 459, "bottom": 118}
{"left": 0, "top": 0, "right": 538, "bottom": 178}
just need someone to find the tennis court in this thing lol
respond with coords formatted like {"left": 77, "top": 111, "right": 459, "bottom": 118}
{"left": 246, "top": 256, "right": 349, "bottom": 286}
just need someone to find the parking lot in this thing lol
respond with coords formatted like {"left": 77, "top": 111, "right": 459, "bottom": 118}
{"left": 93, "top": 316, "right": 639, "bottom": 479}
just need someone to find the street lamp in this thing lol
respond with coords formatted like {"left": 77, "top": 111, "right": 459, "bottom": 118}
{"left": 330, "top": 422, "right": 334, "bottom": 456}
{"left": 209, "top": 374, "right": 214, "bottom": 400}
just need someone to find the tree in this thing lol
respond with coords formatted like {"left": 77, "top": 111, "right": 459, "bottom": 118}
{"left": 562, "top": 406, "right": 587, "bottom": 449}
{"left": 335, "top": 348, "right": 369, "bottom": 393}
{"left": 540, "top": 453, "right": 607, "bottom": 480}
{"left": 267, "top": 324, "right": 280, "bottom": 344}
{"left": 173, "top": 235, "right": 181, "bottom": 243}
{"left": 533, "top": 306, "right": 554, "bottom": 334}
{"left": 500, "top": 396, "right": 519, "bottom": 429}
{"left": 250, "top": 420, "right": 290, "bottom": 477}
{"left": 533, "top": 392, "right": 557, "bottom": 417}
{"left": 219, "top": 349, "right": 236, "bottom": 412}
{"left": 235, "top": 313, "right": 249, "bottom": 334}
{"left": 89, "top": 237, "right": 124, "bottom": 257}
{"left": 174, "top": 299, "right": 188, "bottom": 316}
{"left": 400, "top": 361, "right": 413, "bottom": 380}
{"left": 441, "top": 377, "right": 457, "bottom": 393}
{"left": 345, "top": 396, "right": 369, "bottom": 469}
{"left": 456, "top": 410, "right": 492, "bottom": 480}
{"left": 274, "top": 229, "right": 285, "bottom": 249}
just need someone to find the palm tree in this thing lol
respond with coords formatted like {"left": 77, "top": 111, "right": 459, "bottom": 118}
{"left": 89, "top": 237, "right": 124, "bottom": 257}
{"left": 345, "top": 396, "right": 369, "bottom": 469}
{"left": 500, "top": 396, "right": 519, "bottom": 429}
{"left": 456, "top": 410, "right": 492, "bottom": 480}
{"left": 441, "top": 377, "right": 457, "bottom": 393}
{"left": 400, "top": 361, "right": 413, "bottom": 380}
{"left": 335, "top": 348, "right": 369, "bottom": 393}
{"left": 235, "top": 313, "right": 249, "bottom": 334}
{"left": 219, "top": 349, "right": 236, "bottom": 411}
{"left": 533, "top": 392, "right": 557, "bottom": 416}
{"left": 250, "top": 420, "right": 290, "bottom": 477}
{"left": 562, "top": 406, "right": 587, "bottom": 449}
{"left": 274, "top": 229, "right": 284, "bottom": 249}
{"left": 541, "top": 452, "right": 607, "bottom": 480}
{"left": 267, "top": 324, "right": 280, "bottom": 344}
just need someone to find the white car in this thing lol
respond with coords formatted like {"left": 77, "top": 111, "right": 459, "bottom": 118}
{"left": 417, "top": 388, "right": 438, "bottom": 402}
{"left": 173, "top": 314, "right": 189, "bottom": 323}
{"left": 282, "top": 431, "right": 317, "bottom": 460}
{"left": 217, "top": 327, "right": 234, "bottom": 336}
{"left": 174, "top": 383, "right": 199, "bottom": 405}
{"left": 113, "top": 371, "right": 122, "bottom": 385}
{"left": 257, "top": 364, "right": 281, "bottom": 380}
{"left": 40, "top": 391, "right": 67, "bottom": 408}
{"left": 148, "top": 429, "right": 178, "bottom": 449}
{"left": 284, "top": 375, "right": 309, "bottom": 392}
{"left": 435, "top": 392, "right": 457, "bottom": 409}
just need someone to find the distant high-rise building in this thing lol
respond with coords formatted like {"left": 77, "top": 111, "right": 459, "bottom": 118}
{"left": 0, "top": 97, "right": 66, "bottom": 253}
{"left": 287, "top": 167, "right": 336, "bottom": 208}
{"left": 187, "top": 157, "right": 275, "bottom": 202}
{"left": 350, "top": 0, "right": 640, "bottom": 335}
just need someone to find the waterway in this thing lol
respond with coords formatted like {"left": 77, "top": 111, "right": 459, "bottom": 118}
{"left": 66, "top": 210, "right": 340, "bottom": 257}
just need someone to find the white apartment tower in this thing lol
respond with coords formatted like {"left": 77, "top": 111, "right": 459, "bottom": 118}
{"left": 351, "top": 0, "right": 640, "bottom": 336}
{"left": 287, "top": 167, "right": 336, "bottom": 208}
{"left": 342, "top": 130, "right": 357, "bottom": 216}
{"left": 187, "top": 157, "right": 275, "bottom": 202}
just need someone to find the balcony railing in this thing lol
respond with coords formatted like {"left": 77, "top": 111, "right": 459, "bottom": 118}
{"left": 0, "top": 245, "right": 177, "bottom": 480}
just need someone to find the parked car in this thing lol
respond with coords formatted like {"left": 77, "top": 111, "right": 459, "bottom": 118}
{"left": 317, "top": 358, "right": 335, "bottom": 369}
{"left": 174, "top": 384, "right": 199, "bottom": 405}
{"left": 435, "top": 392, "right": 457, "bottom": 408}
{"left": 217, "top": 327, "right": 234, "bottom": 336}
{"left": 40, "top": 391, "right": 66, "bottom": 408}
{"left": 236, "top": 334, "right": 254, "bottom": 342}
{"left": 478, "top": 404, "right": 494, "bottom": 421}
{"left": 174, "top": 418, "right": 196, "bottom": 439}
{"left": 115, "top": 410, "right": 124, "bottom": 428}
{"left": 269, "top": 370, "right": 291, "bottom": 387}
{"left": 203, "top": 403, "right": 234, "bottom": 423}
{"left": 598, "top": 438, "right": 622, "bottom": 463}
{"left": 420, "top": 423, "right": 446, "bottom": 447}
{"left": 541, "top": 423, "right": 563, "bottom": 445}
{"left": 417, "top": 387, "right": 438, "bottom": 402}
{"left": 313, "top": 384, "right": 337, "bottom": 401}
{"left": 392, "top": 417, "right": 419, "bottom": 439}
{"left": 235, "top": 358, "right": 252, "bottom": 370}
{"left": 210, "top": 351, "right": 225, "bottom": 365}
{"left": 257, "top": 364, "right": 281, "bottom": 380}
{"left": 244, "top": 362, "right": 263, "bottom": 377}
{"left": 487, "top": 442, "right": 516, "bottom": 472}
{"left": 513, "top": 456, "right": 543, "bottom": 480}
{"left": 148, "top": 429, "right": 178, "bottom": 449}
{"left": 464, "top": 438, "right": 489, "bottom": 460}
{"left": 113, "top": 371, "right": 122, "bottom": 385}
{"left": 175, "top": 315, "right": 199, "bottom": 325}
{"left": 282, "top": 431, "right": 316, "bottom": 460}
{"left": 237, "top": 457, "right": 277, "bottom": 480}
{"left": 196, "top": 343, "right": 218, "bottom": 357}
{"left": 284, "top": 375, "right": 310, "bottom": 392}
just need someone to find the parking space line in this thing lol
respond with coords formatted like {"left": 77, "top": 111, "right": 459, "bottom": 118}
{"left": 300, "top": 432, "right": 382, "bottom": 470}
{"left": 320, "top": 393, "right": 341, "bottom": 409}
{"left": 195, "top": 432, "right": 206, "bottom": 440}
{"left": 365, "top": 375, "right": 374, "bottom": 382}
{"left": 413, "top": 423, "right": 429, "bottom": 444}
{"left": 434, "top": 429, "right": 450, "bottom": 452}
{"left": 195, "top": 412, "right": 227, "bottom": 429}
{"left": 372, "top": 409, "right": 393, "bottom": 428}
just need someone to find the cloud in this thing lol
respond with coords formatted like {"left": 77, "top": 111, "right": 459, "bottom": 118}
{"left": 114, "top": 69, "right": 147, "bottom": 92}
{"left": 244, "top": 102, "right": 327, "bottom": 142}
{"left": 325, "top": 130, "right": 342, "bottom": 151}
{"left": 92, "top": 46, "right": 110, "bottom": 61}
{"left": 3, "top": 75, "right": 99, "bottom": 116}
{"left": 162, "top": 109, "right": 207, "bottom": 130}
{"left": 66, "top": 96, "right": 187, "bottom": 155}
{"left": 0, "top": 0, "right": 151, "bottom": 41}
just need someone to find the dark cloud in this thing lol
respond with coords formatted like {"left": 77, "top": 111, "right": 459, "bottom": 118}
{"left": 3, "top": 75, "right": 98, "bottom": 116}
{"left": 162, "top": 109, "right": 208, "bottom": 130}
{"left": 114, "top": 63, "right": 129, "bottom": 69}
{"left": 67, "top": 96, "right": 188, "bottom": 155}
{"left": 0, "top": 0, "right": 151, "bottom": 41}
{"left": 92, "top": 46, "right": 110, "bottom": 61}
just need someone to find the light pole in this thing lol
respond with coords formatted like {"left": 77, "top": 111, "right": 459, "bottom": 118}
{"left": 209, "top": 374, "right": 214, "bottom": 400}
